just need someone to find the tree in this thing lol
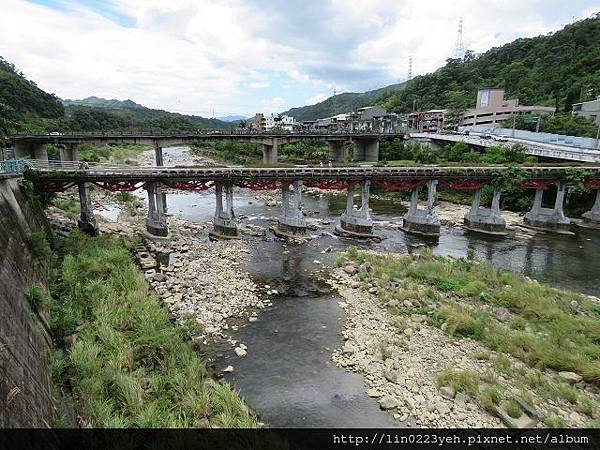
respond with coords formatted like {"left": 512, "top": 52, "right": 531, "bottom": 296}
{"left": 0, "top": 102, "right": 19, "bottom": 143}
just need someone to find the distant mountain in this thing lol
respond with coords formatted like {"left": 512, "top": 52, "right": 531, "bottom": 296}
{"left": 217, "top": 115, "right": 248, "bottom": 122}
{"left": 282, "top": 82, "right": 406, "bottom": 122}
{"left": 62, "top": 96, "right": 144, "bottom": 109}
{"left": 62, "top": 96, "right": 232, "bottom": 132}
{"left": 0, "top": 56, "right": 63, "bottom": 118}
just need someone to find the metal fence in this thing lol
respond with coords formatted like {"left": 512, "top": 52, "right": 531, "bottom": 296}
{"left": 0, "top": 159, "right": 27, "bottom": 174}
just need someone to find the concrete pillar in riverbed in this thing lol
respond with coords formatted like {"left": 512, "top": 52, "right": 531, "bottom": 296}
{"left": 77, "top": 182, "right": 99, "bottom": 236}
{"left": 335, "top": 180, "right": 375, "bottom": 238}
{"left": 582, "top": 189, "right": 600, "bottom": 228}
{"left": 327, "top": 140, "right": 347, "bottom": 163}
{"left": 145, "top": 181, "right": 168, "bottom": 237}
{"left": 154, "top": 141, "right": 167, "bottom": 213}
{"left": 210, "top": 183, "right": 239, "bottom": 239}
{"left": 401, "top": 179, "right": 440, "bottom": 237}
{"left": 273, "top": 181, "right": 307, "bottom": 238}
{"left": 353, "top": 138, "right": 379, "bottom": 162}
{"left": 523, "top": 182, "right": 572, "bottom": 234}
{"left": 263, "top": 140, "right": 279, "bottom": 165}
{"left": 463, "top": 186, "right": 507, "bottom": 235}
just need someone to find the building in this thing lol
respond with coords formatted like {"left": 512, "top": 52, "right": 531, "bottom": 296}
{"left": 254, "top": 113, "right": 266, "bottom": 132}
{"left": 260, "top": 113, "right": 297, "bottom": 132}
{"left": 460, "top": 88, "right": 555, "bottom": 127}
{"left": 572, "top": 96, "right": 600, "bottom": 126}
{"left": 408, "top": 109, "right": 447, "bottom": 132}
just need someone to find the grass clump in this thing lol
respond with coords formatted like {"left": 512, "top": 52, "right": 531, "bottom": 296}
{"left": 436, "top": 368, "right": 480, "bottom": 397}
{"left": 26, "top": 231, "right": 51, "bottom": 259}
{"left": 478, "top": 384, "right": 503, "bottom": 413}
{"left": 115, "top": 191, "right": 144, "bottom": 216}
{"left": 50, "top": 231, "right": 256, "bottom": 427}
{"left": 52, "top": 197, "right": 80, "bottom": 216}
{"left": 504, "top": 399, "right": 523, "bottom": 419}
{"left": 544, "top": 414, "right": 566, "bottom": 428}
{"left": 26, "top": 283, "right": 49, "bottom": 311}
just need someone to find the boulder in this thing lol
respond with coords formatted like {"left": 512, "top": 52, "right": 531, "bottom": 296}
{"left": 440, "top": 386, "right": 456, "bottom": 400}
{"left": 343, "top": 265, "right": 358, "bottom": 276}
{"left": 234, "top": 347, "right": 247, "bottom": 357}
{"left": 558, "top": 371, "right": 583, "bottom": 384}
{"left": 379, "top": 395, "right": 398, "bottom": 410}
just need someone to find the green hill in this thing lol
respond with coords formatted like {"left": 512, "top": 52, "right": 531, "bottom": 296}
{"left": 0, "top": 57, "right": 64, "bottom": 118}
{"left": 378, "top": 15, "right": 600, "bottom": 114}
{"left": 282, "top": 82, "right": 405, "bottom": 121}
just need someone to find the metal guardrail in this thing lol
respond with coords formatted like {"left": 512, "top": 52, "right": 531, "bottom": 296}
{"left": 0, "top": 159, "right": 27, "bottom": 174}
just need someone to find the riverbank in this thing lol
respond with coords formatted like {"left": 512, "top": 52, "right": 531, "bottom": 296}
{"left": 49, "top": 231, "right": 257, "bottom": 427}
{"left": 331, "top": 248, "right": 600, "bottom": 428}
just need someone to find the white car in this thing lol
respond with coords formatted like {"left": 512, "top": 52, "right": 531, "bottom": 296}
{"left": 48, "top": 131, "right": 63, "bottom": 136}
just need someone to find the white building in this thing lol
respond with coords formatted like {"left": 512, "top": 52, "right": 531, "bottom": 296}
{"left": 264, "top": 113, "right": 297, "bottom": 131}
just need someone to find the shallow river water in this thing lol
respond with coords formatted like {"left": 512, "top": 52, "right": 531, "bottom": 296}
{"left": 153, "top": 147, "right": 600, "bottom": 427}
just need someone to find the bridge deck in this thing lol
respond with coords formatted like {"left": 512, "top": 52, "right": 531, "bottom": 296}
{"left": 24, "top": 160, "right": 600, "bottom": 183}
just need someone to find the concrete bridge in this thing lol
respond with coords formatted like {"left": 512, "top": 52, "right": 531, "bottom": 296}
{"left": 24, "top": 160, "right": 600, "bottom": 240}
{"left": 411, "top": 132, "right": 600, "bottom": 163}
{"left": 9, "top": 131, "right": 403, "bottom": 165}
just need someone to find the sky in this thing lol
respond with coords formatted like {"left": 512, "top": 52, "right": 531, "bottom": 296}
{"left": 0, "top": 0, "right": 598, "bottom": 117}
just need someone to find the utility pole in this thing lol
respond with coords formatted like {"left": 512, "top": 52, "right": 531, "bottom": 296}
{"left": 407, "top": 56, "right": 413, "bottom": 81}
{"left": 596, "top": 121, "right": 600, "bottom": 149}
{"left": 535, "top": 116, "right": 541, "bottom": 133}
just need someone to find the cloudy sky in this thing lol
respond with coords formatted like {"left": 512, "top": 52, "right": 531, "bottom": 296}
{"left": 1, "top": 1, "right": 597, "bottom": 117}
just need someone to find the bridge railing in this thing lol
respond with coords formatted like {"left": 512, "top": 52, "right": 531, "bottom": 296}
{"left": 0, "top": 159, "right": 27, "bottom": 174}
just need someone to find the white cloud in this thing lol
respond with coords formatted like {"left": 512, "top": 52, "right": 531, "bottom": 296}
{"left": 261, "top": 96, "right": 285, "bottom": 113}
{"left": 306, "top": 93, "right": 328, "bottom": 105}
{"left": 0, "top": 0, "right": 596, "bottom": 114}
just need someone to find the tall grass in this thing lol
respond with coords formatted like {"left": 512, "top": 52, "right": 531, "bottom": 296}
{"left": 51, "top": 231, "right": 256, "bottom": 427}
{"left": 340, "top": 249, "right": 600, "bottom": 384}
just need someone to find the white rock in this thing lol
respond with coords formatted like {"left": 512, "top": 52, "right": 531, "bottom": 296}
{"left": 234, "top": 347, "right": 247, "bottom": 357}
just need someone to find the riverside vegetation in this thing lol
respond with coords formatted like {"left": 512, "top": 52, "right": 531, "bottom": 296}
{"left": 335, "top": 248, "right": 600, "bottom": 427}
{"left": 40, "top": 230, "right": 257, "bottom": 427}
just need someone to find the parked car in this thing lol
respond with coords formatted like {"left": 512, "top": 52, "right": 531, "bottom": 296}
{"left": 48, "top": 131, "right": 63, "bottom": 136}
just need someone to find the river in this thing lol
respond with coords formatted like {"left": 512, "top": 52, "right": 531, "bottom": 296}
{"left": 150, "top": 147, "right": 600, "bottom": 427}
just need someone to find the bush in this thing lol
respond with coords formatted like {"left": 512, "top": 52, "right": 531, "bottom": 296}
{"left": 26, "top": 284, "right": 48, "bottom": 311}
{"left": 544, "top": 415, "right": 566, "bottom": 428}
{"left": 26, "top": 231, "right": 51, "bottom": 259}
{"left": 505, "top": 399, "right": 523, "bottom": 418}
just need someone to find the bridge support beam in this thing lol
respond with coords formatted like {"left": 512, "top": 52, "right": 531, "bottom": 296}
{"left": 335, "top": 180, "right": 374, "bottom": 238}
{"left": 273, "top": 180, "right": 307, "bottom": 238}
{"left": 145, "top": 181, "right": 168, "bottom": 237}
{"left": 263, "top": 141, "right": 279, "bottom": 165}
{"left": 210, "top": 183, "right": 239, "bottom": 240}
{"left": 353, "top": 139, "right": 379, "bottom": 162}
{"left": 463, "top": 186, "right": 507, "bottom": 235}
{"left": 77, "top": 182, "right": 99, "bottom": 236}
{"left": 401, "top": 180, "right": 440, "bottom": 237}
{"left": 327, "top": 140, "right": 347, "bottom": 163}
{"left": 582, "top": 189, "right": 600, "bottom": 228}
{"left": 524, "top": 182, "right": 572, "bottom": 234}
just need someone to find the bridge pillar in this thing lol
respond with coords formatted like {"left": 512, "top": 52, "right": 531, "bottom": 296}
{"left": 210, "top": 183, "right": 239, "bottom": 240}
{"left": 263, "top": 140, "right": 279, "bottom": 165}
{"left": 154, "top": 141, "right": 167, "bottom": 213}
{"left": 401, "top": 180, "right": 440, "bottom": 237}
{"left": 32, "top": 143, "right": 48, "bottom": 161}
{"left": 582, "top": 189, "right": 600, "bottom": 227}
{"left": 327, "top": 141, "right": 347, "bottom": 163}
{"left": 335, "top": 180, "right": 374, "bottom": 238}
{"left": 77, "top": 182, "right": 99, "bottom": 236}
{"left": 273, "top": 180, "right": 307, "bottom": 238}
{"left": 353, "top": 138, "right": 379, "bottom": 162}
{"left": 463, "top": 186, "right": 507, "bottom": 235}
{"left": 523, "top": 182, "right": 572, "bottom": 234}
{"left": 59, "top": 144, "right": 79, "bottom": 161}
{"left": 145, "top": 181, "right": 168, "bottom": 237}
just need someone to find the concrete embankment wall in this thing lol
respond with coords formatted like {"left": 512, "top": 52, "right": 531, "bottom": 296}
{"left": 0, "top": 175, "right": 55, "bottom": 427}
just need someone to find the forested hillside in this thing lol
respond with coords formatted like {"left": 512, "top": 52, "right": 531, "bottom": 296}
{"left": 378, "top": 15, "right": 600, "bottom": 114}
{"left": 0, "top": 58, "right": 231, "bottom": 138}
{"left": 283, "top": 82, "right": 405, "bottom": 121}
